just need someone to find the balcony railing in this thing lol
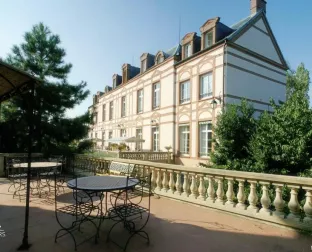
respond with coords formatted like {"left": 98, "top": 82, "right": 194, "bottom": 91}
{"left": 71, "top": 155, "right": 312, "bottom": 232}
{"left": 118, "top": 151, "right": 172, "bottom": 163}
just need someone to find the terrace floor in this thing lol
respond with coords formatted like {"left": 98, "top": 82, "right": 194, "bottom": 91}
{"left": 0, "top": 177, "right": 311, "bottom": 252}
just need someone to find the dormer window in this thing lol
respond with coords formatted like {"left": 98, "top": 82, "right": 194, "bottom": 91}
{"left": 113, "top": 78, "right": 116, "bottom": 89}
{"left": 181, "top": 32, "right": 200, "bottom": 60}
{"left": 184, "top": 43, "right": 192, "bottom": 58}
{"left": 141, "top": 59, "right": 147, "bottom": 73}
{"left": 122, "top": 64, "right": 129, "bottom": 84}
{"left": 204, "top": 31, "right": 213, "bottom": 49}
{"left": 155, "top": 51, "right": 165, "bottom": 65}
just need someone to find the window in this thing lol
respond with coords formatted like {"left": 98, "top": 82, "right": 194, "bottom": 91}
{"left": 102, "top": 131, "right": 105, "bottom": 148}
{"left": 93, "top": 112, "right": 98, "bottom": 124}
{"left": 121, "top": 96, "right": 126, "bottom": 117}
{"left": 152, "top": 126, "right": 159, "bottom": 151}
{"left": 156, "top": 55, "right": 163, "bottom": 64}
{"left": 108, "top": 131, "right": 113, "bottom": 139}
{"left": 102, "top": 104, "right": 106, "bottom": 121}
{"left": 200, "top": 72, "right": 213, "bottom": 99}
{"left": 109, "top": 101, "right": 114, "bottom": 120}
{"left": 153, "top": 82, "right": 160, "bottom": 109}
{"left": 141, "top": 59, "right": 147, "bottom": 73}
{"left": 95, "top": 132, "right": 98, "bottom": 139}
{"left": 137, "top": 89, "right": 143, "bottom": 113}
{"left": 120, "top": 129, "right": 126, "bottom": 137}
{"left": 204, "top": 31, "right": 213, "bottom": 49}
{"left": 180, "top": 81, "right": 190, "bottom": 104}
{"left": 184, "top": 43, "right": 192, "bottom": 58}
{"left": 179, "top": 125, "right": 190, "bottom": 155}
{"left": 136, "top": 128, "right": 143, "bottom": 150}
{"left": 122, "top": 68, "right": 127, "bottom": 83}
{"left": 113, "top": 78, "right": 117, "bottom": 89}
{"left": 199, "top": 121, "right": 212, "bottom": 157}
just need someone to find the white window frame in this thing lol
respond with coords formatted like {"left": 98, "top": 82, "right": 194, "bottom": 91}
{"left": 184, "top": 43, "right": 192, "bottom": 58}
{"left": 200, "top": 72, "right": 213, "bottom": 99}
{"left": 102, "top": 104, "right": 106, "bottom": 121}
{"left": 137, "top": 89, "right": 143, "bottom": 113}
{"left": 120, "top": 129, "right": 126, "bottom": 137}
{"left": 113, "top": 78, "right": 117, "bottom": 89}
{"left": 199, "top": 121, "right": 212, "bottom": 157}
{"left": 180, "top": 81, "right": 190, "bottom": 104}
{"left": 152, "top": 126, "right": 159, "bottom": 151}
{"left": 136, "top": 128, "right": 143, "bottom": 150}
{"left": 204, "top": 31, "right": 213, "bottom": 49}
{"left": 141, "top": 59, "right": 147, "bottom": 72}
{"left": 109, "top": 101, "right": 114, "bottom": 120}
{"left": 179, "top": 125, "right": 190, "bottom": 155}
{"left": 153, "top": 82, "right": 160, "bottom": 109}
{"left": 121, "top": 96, "right": 126, "bottom": 117}
{"left": 108, "top": 131, "right": 113, "bottom": 139}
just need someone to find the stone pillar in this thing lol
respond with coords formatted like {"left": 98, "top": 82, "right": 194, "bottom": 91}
{"left": 215, "top": 177, "right": 225, "bottom": 205}
{"left": 225, "top": 178, "right": 235, "bottom": 206}
{"left": 189, "top": 173, "right": 198, "bottom": 199}
{"left": 303, "top": 187, "right": 312, "bottom": 223}
{"left": 272, "top": 183, "right": 285, "bottom": 218}
{"left": 287, "top": 186, "right": 300, "bottom": 220}
{"left": 156, "top": 169, "right": 162, "bottom": 192}
{"left": 197, "top": 175, "right": 206, "bottom": 200}
{"left": 206, "top": 176, "right": 215, "bottom": 203}
{"left": 174, "top": 171, "right": 182, "bottom": 195}
{"left": 168, "top": 170, "right": 175, "bottom": 194}
{"left": 161, "top": 170, "right": 169, "bottom": 192}
{"left": 247, "top": 180, "right": 259, "bottom": 212}
{"left": 259, "top": 182, "right": 271, "bottom": 215}
{"left": 236, "top": 179, "right": 246, "bottom": 210}
{"left": 182, "top": 172, "right": 190, "bottom": 197}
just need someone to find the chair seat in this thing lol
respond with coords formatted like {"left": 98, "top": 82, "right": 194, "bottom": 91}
{"left": 39, "top": 171, "right": 60, "bottom": 176}
{"left": 8, "top": 173, "right": 27, "bottom": 178}
{"left": 108, "top": 203, "right": 148, "bottom": 219}
{"left": 57, "top": 202, "right": 95, "bottom": 216}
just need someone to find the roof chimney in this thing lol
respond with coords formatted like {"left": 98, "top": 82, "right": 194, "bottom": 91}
{"left": 250, "top": 0, "right": 267, "bottom": 15}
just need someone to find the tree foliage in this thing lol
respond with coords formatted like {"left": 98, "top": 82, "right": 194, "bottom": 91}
{"left": 210, "top": 99, "right": 257, "bottom": 170}
{"left": 250, "top": 64, "right": 312, "bottom": 175}
{"left": 1, "top": 23, "right": 90, "bottom": 153}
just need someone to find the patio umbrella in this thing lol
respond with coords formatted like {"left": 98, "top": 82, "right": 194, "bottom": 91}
{"left": 0, "top": 60, "right": 40, "bottom": 250}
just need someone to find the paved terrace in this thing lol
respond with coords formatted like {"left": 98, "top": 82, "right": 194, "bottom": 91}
{"left": 0, "top": 178, "right": 310, "bottom": 252}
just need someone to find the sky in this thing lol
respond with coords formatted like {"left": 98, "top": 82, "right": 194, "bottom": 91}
{"left": 0, "top": 0, "right": 311, "bottom": 117}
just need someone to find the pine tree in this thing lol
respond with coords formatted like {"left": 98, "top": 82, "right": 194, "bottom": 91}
{"left": 3, "top": 23, "right": 90, "bottom": 153}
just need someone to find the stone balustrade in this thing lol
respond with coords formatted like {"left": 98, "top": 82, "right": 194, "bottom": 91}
{"left": 71, "top": 155, "right": 312, "bottom": 231}
{"left": 118, "top": 151, "right": 173, "bottom": 163}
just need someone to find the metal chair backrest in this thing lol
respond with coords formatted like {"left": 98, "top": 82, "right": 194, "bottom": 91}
{"left": 109, "top": 162, "right": 135, "bottom": 176}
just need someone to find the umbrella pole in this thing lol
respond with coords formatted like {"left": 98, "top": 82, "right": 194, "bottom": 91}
{"left": 18, "top": 83, "right": 35, "bottom": 250}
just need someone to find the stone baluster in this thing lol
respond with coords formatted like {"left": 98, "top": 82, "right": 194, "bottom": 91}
{"left": 156, "top": 169, "right": 162, "bottom": 192}
{"left": 162, "top": 170, "right": 169, "bottom": 192}
{"left": 287, "top": 186, "right": 300, "bottom": 220}
{"left": 236, "top": 179, "right": 246, "bottom": 210}
{"left": 189, "top": 173, "right": 198, "bottom": 199}
{"left": 272, "top": 183, "right": 285, "bottom": 218}
{"left": 197, "top": 175, "right": 206, "bottom": 200}
{"left": 168, "top": 170, "right": 175, "bottom": 194}
{"left": 259, "top": 182, "right": 271, "bottom": 214}
{"left": 206, "top": 176, "right": 215, "bottom": 203}
{"left": 150, "top": 167, "right": 156, "bottom": 190}
{"left": 247, "top": 180, "right": 259, "bottom": 212}
{"left": 215, "top": 177, "right": 225, "bottom": 204}
{"left": 182, "top": 172, "right": 190, "bottom": 197}
{"left": 225, "top": 178, "right": 235, "bottom": 206}
{"left": 303, "top": 187, "right": 312, "bottom": 223}
{"left": 174, "top": 171, "right": 182, "bottom": 195}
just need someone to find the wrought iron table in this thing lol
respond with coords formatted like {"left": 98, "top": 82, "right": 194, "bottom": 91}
{"left": 55, "top": 175, "right": 139, "bottom": 249}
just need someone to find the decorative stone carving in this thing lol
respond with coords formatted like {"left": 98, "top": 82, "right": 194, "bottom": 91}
{"left": 287, "top": 186, "right": 300, "bottom": 220}
{"left": 161, "top": 170, "right": 169, "bottom": 192}
{"left": 216, "top": 177, "right": 225, "bottom": 204}
{"left": 197, "top": 175, "right": 206, "bottom": 200}
{"left": 303, "top": 187, "right": 312, "bottom": 223}
{"left": 168, "top": 170, "right": 175, "bottom": 194}
{"left": 182, "top": 172, "right": 190, "bottom": 197}
{"left": 174, "top": 171, "right": 182, "bottom": 195}
{"left": 156, "top": 169, "right": 162, "bottom": 191}
{"left": 190, "top": 174, "right": 198, "bottom": 199}
{"left": 206, "top": 176, "right": 215, "bottom": 202}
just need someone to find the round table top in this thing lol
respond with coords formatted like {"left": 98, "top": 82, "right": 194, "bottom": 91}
{"left": 13, "top": 162, "right": 62, "bottom": 168}
{"left": 67, "top": 176, "right": 139, "bottom": 192}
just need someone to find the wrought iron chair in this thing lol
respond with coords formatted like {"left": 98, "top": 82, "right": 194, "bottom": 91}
{"left": 7, "top": 159, "right": 28, "bottom": 201}
{"left": 107, "top": 173, "right": 152, "bottom": 251}
{"left": 54, "top": 166, "right": 102, "bottom": 251}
